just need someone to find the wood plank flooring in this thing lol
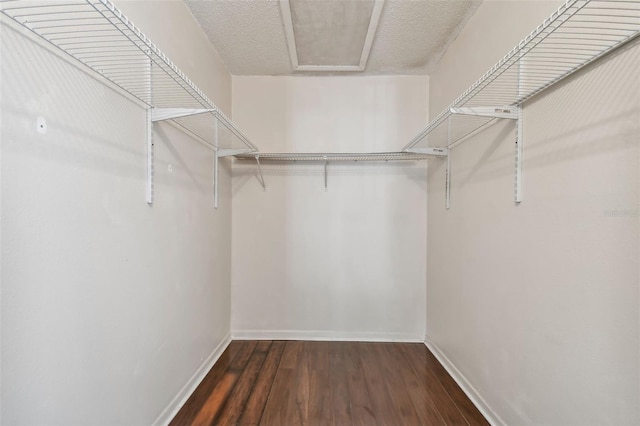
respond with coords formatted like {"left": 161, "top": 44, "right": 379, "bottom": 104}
{"left": 170, "top": 341, "right": 488, "bottom": 426}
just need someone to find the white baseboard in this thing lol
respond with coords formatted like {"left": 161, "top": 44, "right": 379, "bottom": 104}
{"left": 424, "top": 336, "right": 505, "bottom": 426}
{"left": 153, "top": 333, "right": 232, "bottom": 426}
{"left": 232, "top": 329, "right": 424, "bottom": 343}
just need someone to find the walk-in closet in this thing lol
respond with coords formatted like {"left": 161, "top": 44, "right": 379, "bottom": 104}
{"left": 1, "top": 0, "right": 638, "bottom": 424}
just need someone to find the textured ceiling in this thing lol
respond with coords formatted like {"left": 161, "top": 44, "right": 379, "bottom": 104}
{"left": 185, "top": 0, "right": 481, "bottom": 76}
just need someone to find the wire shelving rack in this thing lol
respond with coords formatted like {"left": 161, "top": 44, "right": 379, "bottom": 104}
{"left": 402, "top": 0, "right": 640, "bottom": 207}
{"left": 3, "top": 0, "right": 639, "bottom": 198}
{"left": 1, "top": 0, "right": 259, "bottom": 206}
{"left": 233, "top": 151, "right": 445, "bottom": 191}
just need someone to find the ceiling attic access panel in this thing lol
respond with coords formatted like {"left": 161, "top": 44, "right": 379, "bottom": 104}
{"left": 280, "top": 0, "right": 384, "bottom": 72}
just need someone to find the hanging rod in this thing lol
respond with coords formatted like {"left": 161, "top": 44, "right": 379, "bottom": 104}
{"left": 233, "top": 151, "right": 444, "bottom": 191}
{"left": 233, "top": 151, "right": 446, "bottom": 162}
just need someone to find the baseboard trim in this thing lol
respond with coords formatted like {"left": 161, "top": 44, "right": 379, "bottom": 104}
{"left": 232, "top": 329, "right": 424, "bottom": 343}
{"left": 154, "top": 333, "right": 232, "bottom": 426}
{"left": 424, "top": 336, "right": 505, "bottom": 426}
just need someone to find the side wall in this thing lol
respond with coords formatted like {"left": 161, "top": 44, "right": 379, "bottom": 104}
{"left": 0, "top": 1, "right": 233, "bottom": 424}
{"left": 426, "top": 1, "right": 639, "bottom": 425}
{"left": 231, "top": 76, "right": 428, "bottom": 342}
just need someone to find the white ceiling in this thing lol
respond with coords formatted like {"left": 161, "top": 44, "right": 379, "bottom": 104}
{"left": 185, "top": 0, "right": 481, "bottom": 76}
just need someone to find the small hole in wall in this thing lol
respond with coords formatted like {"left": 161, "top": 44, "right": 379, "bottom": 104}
{"left": 36, "top": 117, "right": 47, "bottom": 134}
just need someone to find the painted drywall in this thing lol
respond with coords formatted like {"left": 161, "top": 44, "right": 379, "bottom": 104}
{"left": 0, "top": 1, "right": 233, "bottom": 424}
{"left": 231, "top": 76, "right": 428, "bottom": 341}
{"left": 426, "top": 1, "right": 639, "bottom": 425}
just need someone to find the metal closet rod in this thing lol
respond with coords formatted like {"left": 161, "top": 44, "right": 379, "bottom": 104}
{"left": 233, "top": 152, "right": 443, "bottom": 162}
{"left": 232, "top": 151, "right": 444, "bottom": 192}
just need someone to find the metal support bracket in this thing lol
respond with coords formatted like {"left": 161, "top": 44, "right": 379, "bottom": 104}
{"left": 446, "top": 117, "right": 451, "bottom": 210}
{"left": 446, "top": 149, "right": 451, "bottom": 210}
{"left": 255, "top": 155, "right": 266, "bottom": 191}
{"left": 449, "top": 106, "right": 518, "bottom": 120}
{"left": 151, "top": 108, "right": 215, "bottom": 122}
{"left": 405, "top": 147, "right": 449, "bottom": 157}
{"left": 213, "top": 119, "right": 219, "bottom": 209}
{"left": 515, "top": 106, "right": 523, "bottom": 203}
{"left": 214, "top": 148, "right": 219, "bottom": 209}
{"left": 515, "top": 51, "right": 524, "bottom": 204}
{"left": 323, "top": 156, "right": 328, "bottom": 190}
{"left": 145, "top": 52, "right": 153, "bottom": 205}
{"left": 146, "top": 105, "right": 154, "bottom": 205}
{"left": 218, "top": 148, "right": 253, "bottom": 158}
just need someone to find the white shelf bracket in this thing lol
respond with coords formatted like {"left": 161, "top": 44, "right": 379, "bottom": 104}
{"left": 214, "top": 149, "right": 219, "bottom": 209}
{"left": 515, "top": 106, "right": 523, "bottom": 204}
{"left": 146, "top": 106, "right": 153, "bottom": 205}
{"left": 323, "top": 156, "right": 328, "bottom": 191}
{"left": 405, "top": 147, "right": 448, "bottom": 157}
{"left": 214, "top": 119, "right": 219, "bottom": 209}
{"left": 449, "top": 106, "right": 518, "bottom": 120}
{"left": 515, "top": 51, "right": 524, "bottom": 204}
{"left": 145, "top": 52, "right": 153, "bottom": 205}
{"left": 151, "top": 108, "right": 215, "bottom": 122}
{"left": 255, "top": 155, "right": 266, "bottom": 191}
{"left": 446, "top": 117, "right": 451, "bottom": 210}
{"left": 446, "top": 151, "right": 451, "bottom": 210}
{"left": 218, "top": 148, "right": 253, "bottom": 158}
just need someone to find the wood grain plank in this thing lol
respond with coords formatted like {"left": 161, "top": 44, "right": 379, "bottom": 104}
{"left": 344, "top": 343, "right": 377, "bottom": 426}
{"left": 401, "top": 344, "right": 470, "bottom": 426}
{"left": 283, "top": 341, "right": 311, "bottom": 425}
{"left": 238, "top": 341, "right": 285, "bottom": 426}
{"left": 347, "top": 370, "right": 377, "bottom": 426}
{"left": 306, "top": 341, "right": 329, "bottom": 371}
{"left": 169, "top": 341, "right": 243, "bottom": 426}
{"left": 329, "top": 343, "right": 352, "bottom": 426}
{"left": 214, "top": 349, "right": 267, "bottom": 425}
{"left": 279, "top": 341, "right": 303, "bottom": 369}
{"left": 373, "top": 343, "right": 422, "bottom": 425}
{"left": 421, "top": 346, "right": 490, "bottom": 426}
{"left": 259, "top": 368, "right": 295, "bottom": 426}
{"left": 343, "top": 341, "right": 362, "bottom": 372}
{"left": 191, "top": 372, "right": 238, "bottom": 426}
{"left": 308, "top": 369, "right": 333, "bottom": 425}
{"left": 230, "top": 340, "right": 258, "bottom": 371}
{"left": 254, "top": 340, "right": 273, "bottom": 353}
{"left": 357, "top": 342, "right": 399, "bottom": 426}
{"left": 382, "top": 343, "right": 445, "bottom": 425}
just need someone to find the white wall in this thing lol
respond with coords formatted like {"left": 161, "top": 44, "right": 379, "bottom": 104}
{"left": 1, "top": 1, "right": 234, "bottom": 424}
{"left": 426, "top": 1, "right": 639, "bottom": 425}
{"left": 231, "top": 76, "right": 428, "bottom": 341}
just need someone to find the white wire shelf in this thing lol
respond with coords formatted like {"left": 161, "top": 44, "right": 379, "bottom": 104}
{"left": 233, "top": 151, "right": 445, "bottom": 162}
{"left": 233, "top": 151, "right": 443, "bottom": 191}
{"left": 403, "top": 0, "right": 640, "bottom": 151}
{"left": 0, "top": 0, "right": 258, "bottom": 153}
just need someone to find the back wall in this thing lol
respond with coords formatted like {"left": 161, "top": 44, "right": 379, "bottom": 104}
{"left": 231, "top": 76, "right": 429, "bottom": 341}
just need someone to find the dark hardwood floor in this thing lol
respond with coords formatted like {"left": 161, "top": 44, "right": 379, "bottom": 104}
{"left": 170, "top": 341, "right": 489, "bottom": 426}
